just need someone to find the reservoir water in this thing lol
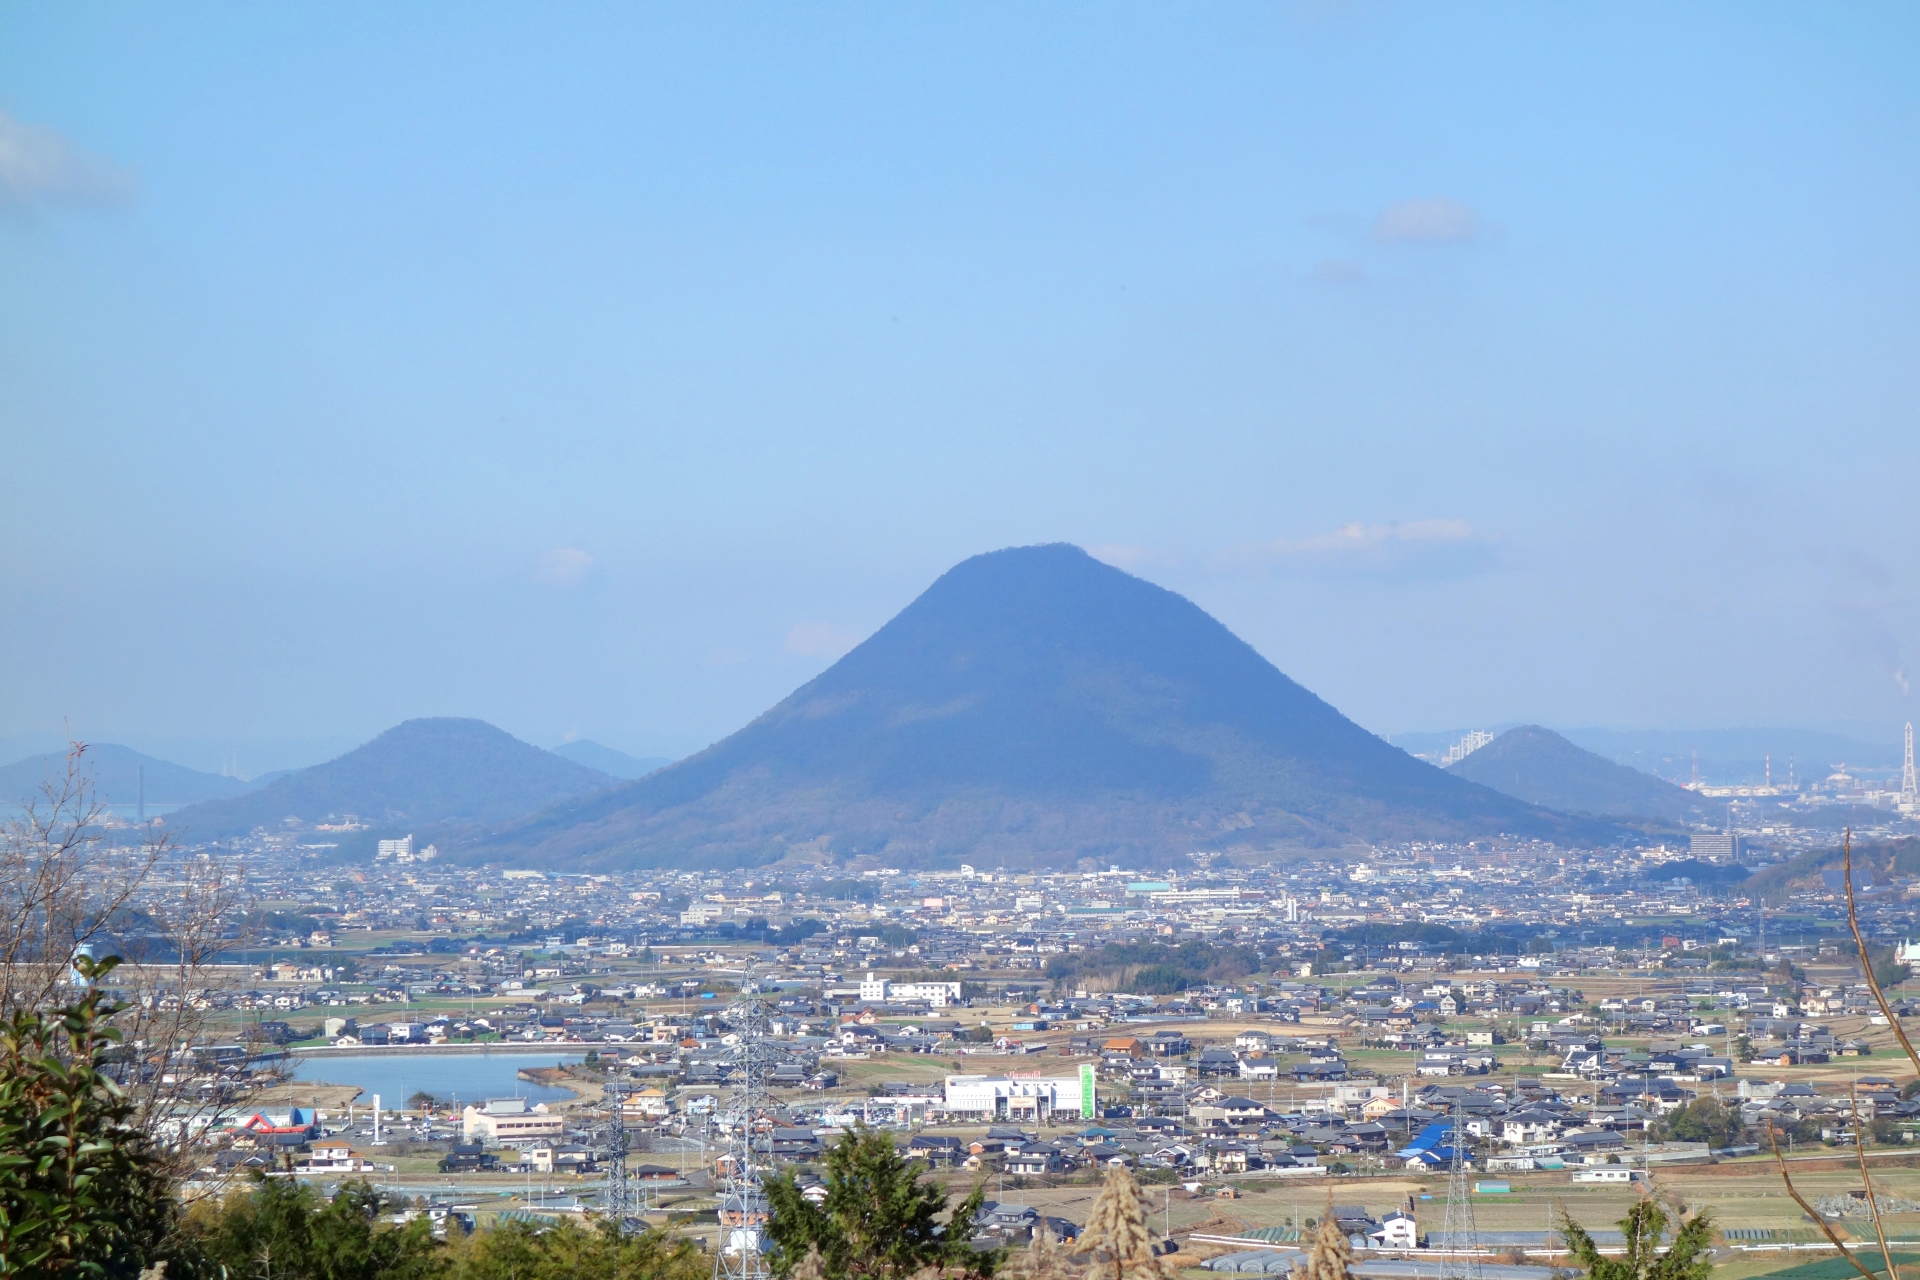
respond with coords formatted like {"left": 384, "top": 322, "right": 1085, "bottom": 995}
{"left": 286, "top": 1051, "right": 587, "bottom": 1108}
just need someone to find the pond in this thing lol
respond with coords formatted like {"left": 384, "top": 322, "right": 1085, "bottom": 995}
{"left": 285, "top": 1051, "right": 587, "bottom": 1108}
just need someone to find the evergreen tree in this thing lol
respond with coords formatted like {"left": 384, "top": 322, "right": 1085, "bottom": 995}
{"left": 1561, "top": 1201, "right": 1712, "bottom": 1280}
{"left": 763, "top": 1127, "right": 992, "bottom": 1280}
{"left": 0, "top": 956, "right": 180, "bottom": 1278}
{"left": 446, "top": 1215, "right": 705, "bottom": 1280}
{"left": 182, "top": 1176, "right": 440, "bottom": 1280}
{"left": 1660, "top": 1099, "right": 1744, "bottom": 1150}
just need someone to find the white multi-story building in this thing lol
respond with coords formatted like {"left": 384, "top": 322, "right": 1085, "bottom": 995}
{"left": 376, "top": 835, "right": 414, "bottom": 860}
{"left": 858, "top": 972, "right": 962, "bottom": 1007}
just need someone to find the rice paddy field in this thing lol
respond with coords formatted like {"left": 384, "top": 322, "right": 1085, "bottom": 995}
{"left": 904, "top": 1155, "right": 1920, "bottom": 1280}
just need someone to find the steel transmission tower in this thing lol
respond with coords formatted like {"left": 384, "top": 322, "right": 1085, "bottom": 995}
{"left": 1438, "top": 1112, "right": 1483, "bottom": 1280}
{"left": 714, "top": 969, "right": 773, "bottom": 1280}
{"left": 600, "top": 1073, "right": 650, "bottom": 1230}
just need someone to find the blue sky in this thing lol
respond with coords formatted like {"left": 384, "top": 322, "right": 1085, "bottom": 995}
{"left": 3, "top": 3, "right": 1918, "bottom": 771}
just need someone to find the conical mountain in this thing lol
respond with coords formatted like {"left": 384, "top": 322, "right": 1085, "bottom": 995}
{"left": 463, "top": 545, "right": 1605, "bottom": 870}
{"left": 168, "top": 718, "right": 609, "bottom": 840}
{"left": 1447, "top": 725, "right": 1716, "bottom": 823}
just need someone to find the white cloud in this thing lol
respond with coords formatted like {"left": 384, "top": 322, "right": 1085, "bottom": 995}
{"left": 0, "top": 111, "right": 137, "bottom": 206}
{"left": 1235, "top": 518, "right": 1476, "bottom": 559}
{"left": 538, "top": 547, "right": 595, "bottom": 585}
{"left": 1371, "top": 196, "right": 1480, "bottom": 244}
{"left": 784, "top": 621, "right": 864, "bottom": 661}
{"left": 1216, "top": 519, "right": 1498, "bottom": 579}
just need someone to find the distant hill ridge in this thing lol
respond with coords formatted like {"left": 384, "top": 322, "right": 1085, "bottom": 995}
{"left": 457, "top": 543, "right": 1613, "bottom": 870}
{"left": 1446, "top": 725, "right": 1716, "bottom": 824}
{"left": 552, "top": 739, "right": 673, "bottom": 780}
{"left": 0, "top": 743, "right": 256, "bottom": 808}
{"left": 166, "top": 718, "right": 609, "bottom": 840}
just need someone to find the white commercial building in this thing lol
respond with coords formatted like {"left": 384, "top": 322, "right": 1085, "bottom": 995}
{"left": 941, "top": 1068, "right": 1096, "bottom": 1122}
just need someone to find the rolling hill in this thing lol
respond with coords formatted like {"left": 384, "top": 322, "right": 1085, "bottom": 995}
{"left": 456, "top": 544, "right": 1614, "bottom": 871}
{"left": 165, "top": 718, "right": 610, "bottom": 840}
{"left": 1446, "top": 725, "right": 1717, "bottom": 823}
{"left": 0, "top": 743, "right": 257, "bottom": 809}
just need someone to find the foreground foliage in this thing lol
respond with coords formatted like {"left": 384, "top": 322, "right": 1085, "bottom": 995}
{"left": 0, "top": 956, "right": 178, "bottom": 1278}
{"left": 176, "top": 1179, "right": 711, "bottom": 1280}
{"left": 1074, "top": 1166, "right": 1173, "bottom": 1280}
{"left": 764, "top": 1126, "right": 992, "bottom": 1280}
{"left": 180, "top": 1177, "right": 441, "bottom": 1280}
{"left": 1561, "top": 1200, "right": 1713, "bottom": 1280}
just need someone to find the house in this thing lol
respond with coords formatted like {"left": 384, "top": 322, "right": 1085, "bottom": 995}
{"left": 909, "top": 1135, "right": 965, "bottom": 1165}
{"left": 1562, "top": 1129, "right": 1626, "bottom": 1162}
{"left": 972, "top": 1202, "right": 1079, "bottom": 1245}
{"left": 1197, "top": 1142, "right": 1250, "bottom": 1174}
{"left": 621, "top": 1087, "right": 673, "bottom": 1121}
{"left": 1197, "top": 1048, "right": 1243, "bottom": 1077}
{"left": 1501, "top": 1111, "right": 1564, "bottom": 1145}
{"left": 718, "top": 1192, "right": 769, "bottom": 1227}
{"left": 1190, "top": 1097, "right": 1270, "bottom": 1126}
{"left": 525, "top": 1146, "right": 580, "bottom": 1174}
{"left": 1370, "top": 1211, "right": 1419, "bottom": 1250}
{"left": 1149, "top": 1031, "right": 1191, "bottom": 1056}
{"left": 298, "top": 1140, "right": 375, "bottom": 1173}
{"left": 1293, "top": 1060, "right": 1349, "bottom": 1083}
{"left": 439, "top": 1144, "right": 498, "bottom": 1173}
{"left": 1394, "top": 1120, "right": 1470, "bottom": 1169}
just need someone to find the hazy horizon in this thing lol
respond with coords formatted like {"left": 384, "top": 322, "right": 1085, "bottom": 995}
{"left": 6, "top": 6, "right": 1918, "bottom": 767}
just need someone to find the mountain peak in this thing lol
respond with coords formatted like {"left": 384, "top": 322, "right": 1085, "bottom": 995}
{"left": 1448, "top": 725, "right": 1713, "bottom": 823}
{"left": 168, "top": 717, "right": 608, "bottom": 840}
{"left": 461, "top": 547, "right": 1607, "bottom": 870}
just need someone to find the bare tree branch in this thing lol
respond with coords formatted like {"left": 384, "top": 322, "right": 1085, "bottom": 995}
{"left": 1768, "top": 1123, "right": 1880, "bottom": 1280}
{"left": 1845, "top": 829, "right": 1920, "bottom": 1078}
{"left": 1, "top": 740, "right": 261, "bottom": 1174}
{"left": 1851, "top": 1082, "right": 1898, "bottom": 1280}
